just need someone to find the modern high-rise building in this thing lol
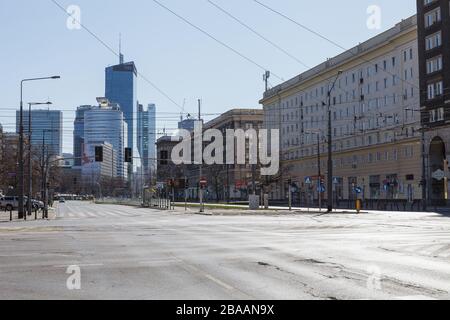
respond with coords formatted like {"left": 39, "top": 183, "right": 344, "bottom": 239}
{"left": 82, "top": 98, "right": 128, "bottom": 180}
{"left": 82, "top": 142, "right": 117, "bottom": 180}
{"left": 16, "top": 109, "right": 63, "bottom": 157}
{"left": 105, "top": 60, "right": 138, "bottom": 164}
{"left": 73, "top": 105, "right": 93, "bottom": 167}
{"left": 178, "top": 117, "right": 197, "bottom": 132}
{"left": 417, "top": 0, "right": 450, "bottom": 206}
{"left": 137, "top": 103, "right": 157, "bottom": 178}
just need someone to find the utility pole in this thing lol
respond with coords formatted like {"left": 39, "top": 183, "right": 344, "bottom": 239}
{"left": 288, "top": 177, "right": 292, "bottom": 211}
{"left": 263, "top": 71, "right": 270, "bottom": 92}
{"left": 421, "top": 124, "right": 427, "bottom": 211}
{"left": 317, "top": 133, "right": 322, "bottom": 212}
{"left": 326, "top": 71, "right": 342, "bottom": 213}
{"left": 18, "top": 86, "right": 24, "bottom": 219}
{"left": 198, "top": 99, "right": 204, "bottom": 213}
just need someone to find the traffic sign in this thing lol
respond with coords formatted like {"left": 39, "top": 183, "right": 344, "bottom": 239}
{"left": 354, "top": 187, "right": 362, "bottom": 194}
{"left": 333, "top": 177, "right": 339, "bottom": 184}
{"left": 305, "top": 177, "right": 312, "bottom": 184}
{"left": 317, "top": 185, "right": 326, "bottom": 193}
{"left": 432, "top": 169, "right": 445, "bottom": 181}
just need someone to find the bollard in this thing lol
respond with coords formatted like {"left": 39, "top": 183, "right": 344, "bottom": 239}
{"left": 356, "top": 199, "right": 362, "bottom": 213}
{"left": 10, "top": 209, "right": 12, "bottom": 221}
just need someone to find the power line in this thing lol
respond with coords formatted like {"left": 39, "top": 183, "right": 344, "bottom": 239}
{"left": 207, "top": 0, "right": 309, "bottom": 69}
{"left": 49, "top": 0, "right": 184, "bottom": 111}
{"left": 151, "top": 0, "right": 284, "bottom": 81}
{"left": 251, "top": 0, "right": 420, "bottom": 90}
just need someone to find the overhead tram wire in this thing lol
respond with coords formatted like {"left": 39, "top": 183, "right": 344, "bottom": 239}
{"left": 251, "top": 0, "right": 420, "bottom": 91}
{"left": 206, "top": 0, "right": 309, "bottom": 69}
{"left": 151, "top": 0, "right": 284, "bottom": 82}
{"left": 49, "top": 0, "right": 184, "bottom": 112}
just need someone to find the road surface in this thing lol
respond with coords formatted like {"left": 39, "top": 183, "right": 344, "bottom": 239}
{"left": 1, "top": 201, "right": 450, "bottom": 300}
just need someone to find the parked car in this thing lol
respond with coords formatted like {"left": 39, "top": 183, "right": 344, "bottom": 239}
{"left": 59, "top": 198, "right": 66, "bottom": 203}
{"left": 0, "top": 196, "right": 19, "bottom": 211}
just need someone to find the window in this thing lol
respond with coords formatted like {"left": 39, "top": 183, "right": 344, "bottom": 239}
{"left": 426, "top": 31, "right": 442, "bottom": 50}
{"left": 430, "top": 108, "right": 444, "bottom": 122}
{"left": 425, "top": 7, "right": 441, "bottom": 28}
{"left": 427, "top": 81, "right": 443, "bottom": 99}
{"left": 426, "top": 56, "right": 443, "bottom": 74}
{"left": 424, "top": 0, "right": 437, "bottom": 5}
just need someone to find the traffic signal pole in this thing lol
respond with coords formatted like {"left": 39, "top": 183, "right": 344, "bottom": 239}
{"left": 198, "top": 99, "right": 204, "bottom": 213}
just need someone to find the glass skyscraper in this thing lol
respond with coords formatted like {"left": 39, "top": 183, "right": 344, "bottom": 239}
{"left": 16, "top": 109, "right": 63, "bottom": 157}
{"left": 73, "top": 105, "right": 93, "bottom": 167}
{"left": 137, "top": 103, "right": 157, "bottom": 176}
{"left": 105, "top": 61, "right": 138, "bottom": 159}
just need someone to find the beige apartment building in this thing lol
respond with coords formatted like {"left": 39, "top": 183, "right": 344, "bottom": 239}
{"left": 260, "top": 15, "right": 423, "bottom": 204}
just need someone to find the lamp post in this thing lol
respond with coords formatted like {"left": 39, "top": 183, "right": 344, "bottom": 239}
{"left": 405, "top": 108, "right": 427, "bottom": 211}
{"left": 326, "top": 71, "right": 342, "bottom": 213}
{"left": 19, "top": 76, "right": 60, "bottom": 219}
{"left": 41, "top": 129, "right": 58, "bottom": 219}
{"left": 27, "top": 102, "right": 52, "bottom": 218}
{"left": 305, "top": 129, "right": 323, "bottom": 212}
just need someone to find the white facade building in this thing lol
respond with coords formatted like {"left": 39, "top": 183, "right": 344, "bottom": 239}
{"left": 261, "top": 16, "right": 423, "bottom": 203}
{"left": 82, "top": 98, "right": 128, "bottom": 180}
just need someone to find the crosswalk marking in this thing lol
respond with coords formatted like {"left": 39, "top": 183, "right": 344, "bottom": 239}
{"left": 60, "top": 210, "right": 140, "bottom": 219}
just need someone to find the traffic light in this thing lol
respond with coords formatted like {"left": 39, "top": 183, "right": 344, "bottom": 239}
{"left": 95, "top": 146, "right": 103, "bottom": 162}
{"left": 125, "top": 148, "right": 132, "bottom": 163}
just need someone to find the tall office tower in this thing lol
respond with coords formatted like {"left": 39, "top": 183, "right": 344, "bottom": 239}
{"left": 105, "top": 57, "right": 139, "bottom": 172}
{"left": 83, "top": 98, "right": 128, "bottom": 180}
{"left": 137, "top": 103, "right": 157, "bottom": 178}
{"left": 417, "top": 0, "right": 450, "bottom": 206}
{"left": 73, "top": 105, "right": 93, "bottom": 167}
{"left": 178, "top": 117, "right": 197, "bottom": 132}
{"left": 17, "top": 109, "right": 63, "bottom": 157}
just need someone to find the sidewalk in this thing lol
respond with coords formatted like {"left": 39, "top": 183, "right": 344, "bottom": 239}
{"left": 0, "top": 208, "right": 56, "bottom": 223}
{"left": 172, "top": 202, "right": 367, "bottom": 216}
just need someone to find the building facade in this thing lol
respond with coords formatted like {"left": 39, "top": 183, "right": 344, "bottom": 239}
{"left": 82, "top": 142, "right": 117, "bottom": 180}
{"left": 82, "top": 98, "right": 128, "bottom": 180}
{"left": 73, "top": 105, "right": 93, "bottom": 167}
{"left": 137, "top": 103, "right": 157, "bottom": 179}
{"left": 417, "top": 0, "right": 450, "bottom": 205}
{"left": 105, "top": 60, "right": 139, "bottom": 171}
{"left": 260, "top": 16, "right": 422, "bottom": 205}
{"left": 16, "top": 109, "right": 63, "bottom": 157}
{"left": 157, "top": 109, "right": 264, "bottom": 201}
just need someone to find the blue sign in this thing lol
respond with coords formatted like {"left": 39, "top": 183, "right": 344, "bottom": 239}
{"left": 305, "top": 177, "right": 312, "bottom": 184}
{"left": 317, "top": 185, "right": 326, "bottom": 193}
{"left": 354, "top": 187, "right": 362, "bottom": 194}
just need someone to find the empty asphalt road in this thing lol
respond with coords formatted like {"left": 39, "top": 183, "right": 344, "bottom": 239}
{"left": 1, "top": 201, "right": 450, "bottom": 300}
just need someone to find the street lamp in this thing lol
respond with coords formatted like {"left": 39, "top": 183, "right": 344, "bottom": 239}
{"left": 326, "top": 71, "right": 342, "bottom": 213}
{"left": 19, "top": 76, "right": 60, "bottom": 219}
{"left": 41, "top": 129, "right": 58, "bottom": 219}
{"left": 405, "top": 107, "right": 427, "bottom": 211}
{"left": 27, "top": 102, "right": 52, "bottom": 219}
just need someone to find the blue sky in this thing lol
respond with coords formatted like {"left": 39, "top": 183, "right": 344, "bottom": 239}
{"left": 1, "top": 0, "right": 416, "bottom": 153}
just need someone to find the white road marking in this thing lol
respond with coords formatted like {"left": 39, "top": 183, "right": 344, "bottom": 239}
{"left": 393, "top": 295, "right": 437, "bottom": 300}
{"left": 53, "top": 263, "right": 104, "bottom": 268}
{"left": 204, "top": 274, "right": 234, "bottom": 291}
